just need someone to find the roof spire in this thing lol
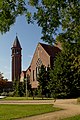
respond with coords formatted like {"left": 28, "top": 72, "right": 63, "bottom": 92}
{"left": 16, "top": 32, "right": 18, "bottom": 36}
{"left": 12, "top": 35, "right": 21, "bottom": 48}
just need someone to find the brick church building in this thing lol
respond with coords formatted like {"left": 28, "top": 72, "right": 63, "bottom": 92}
{"left": 20, "top": 42, "right": 61, "bottom": 88}
{"left": 1, "top": 36, "right": 61, "bottom": 92}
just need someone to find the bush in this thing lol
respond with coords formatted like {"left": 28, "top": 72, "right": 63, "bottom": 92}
{"left": 1, "top": 92, "right": 8, "bottom": 96}
{"left": 77, "top": 98, "right": 80, "bottom": 104}
{"left": 8, "top": 91, "right": 14, "bottom": 97}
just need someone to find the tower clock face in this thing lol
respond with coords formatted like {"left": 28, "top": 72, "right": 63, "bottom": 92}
{"left": 16, "top": 49, "right": 20, "bottom": 54}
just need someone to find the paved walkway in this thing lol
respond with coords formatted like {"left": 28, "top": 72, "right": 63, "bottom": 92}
{"left": 0, "top": 99, "right": 80, "bottom": 120}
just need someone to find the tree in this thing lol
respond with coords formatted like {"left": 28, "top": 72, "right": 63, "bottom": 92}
{"left": 24, "top": 76, "right": 32, "bottom": 97}
{"left": 0, "top": 0, "right": 79, "bottom": 45}
{"left": 28, "top": 0, "right": 80, "bottom": 45}
{"left": 37, "top": 65, "right": 47, "bottom": 98}
{"left": 13, "top": 79, "right": 19, "bottom": 96}
{"left": 0, "top": 72, "right": 7, "bottom": 93}
{"left": 0, "top": 0, "right": 27, "bottom": 33}
{"left": 50, "top": 42, "right": 80, "bottom": 98}
{"left": 45, "top": 66, "right": 52, "bottom": 97}
{"left": 18, "top": 82, "right": 25, "bottom": 97}
{"left": 0, "top": 72, "right": 4, "bottom": 80}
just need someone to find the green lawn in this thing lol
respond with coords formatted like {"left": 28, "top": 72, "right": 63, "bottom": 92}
{"left": 62, "top": 115, "right": 80, "bottom": 120}
{"left": 2, "top": 97, "right": 53, "bottom": 100}
{"left": 0, "top": 104, "right": 61, "bottom": 120}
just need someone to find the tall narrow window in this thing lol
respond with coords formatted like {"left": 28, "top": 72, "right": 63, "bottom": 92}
{"left": 33, "top": 70, "right": 35, "bottom": 81}
{"left": 36, "top": 67, "right": 38, "bottom": 80}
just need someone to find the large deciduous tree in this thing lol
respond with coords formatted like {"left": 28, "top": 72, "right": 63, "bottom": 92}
{"left": 0, "top": 0, "right": 79, "bottom": 44}
{"left": 0, "top": 0, "right": 27, "bottom": 33}
{"left": 28, "top": 0, "right": 80, "bottom": 45}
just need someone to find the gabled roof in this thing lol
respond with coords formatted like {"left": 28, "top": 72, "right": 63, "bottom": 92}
{"left": 13, "top": 36, "right": 21, "bottom": 48}
{"left": 21, "top": 71, "right": 26, "bottom": 74}
{"left": 40, "top": 43, "right": 61, "bottom": 57}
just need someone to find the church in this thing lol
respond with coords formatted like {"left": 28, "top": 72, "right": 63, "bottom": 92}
{"left": 1, "top": 36, "right": 61, "bottom": 92}
{"left": 19, "top": 39, "right": 61, "bottom": 88}
{"left": 11, "top": 36, "right": 61, "bottom": 88}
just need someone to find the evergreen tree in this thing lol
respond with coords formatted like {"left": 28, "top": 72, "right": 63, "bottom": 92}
{"left": 37, "top": 65, "right": 47, "bottom": 98}
{"left": 24, "top": 76, "right": 32, "bottom": 97}
{"left": 13, "top": 79, "right": 19, "bottom": 96}
{"left": 50, "top": 43, "right": 80, "bottom": 98}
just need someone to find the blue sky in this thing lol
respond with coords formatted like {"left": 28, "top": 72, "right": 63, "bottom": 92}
{"left": 0, "top": 15, "right": 44, "bottom": 80}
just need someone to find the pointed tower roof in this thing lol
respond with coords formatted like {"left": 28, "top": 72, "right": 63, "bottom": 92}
{"left": 13, "top": 36, "right": 21, "bottom": 48}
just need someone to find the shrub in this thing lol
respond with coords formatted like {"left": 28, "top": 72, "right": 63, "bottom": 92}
{"left": 77, "top": 98, "right": 80, "bottom": 104}
{"left": 8, "top": 91, "right": 14, "bottom": 97}
{"left": 1, "top": 92, "right": 8, "bottom": 96}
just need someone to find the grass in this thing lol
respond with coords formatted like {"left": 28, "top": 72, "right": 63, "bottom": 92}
{"left": 62, "top": 115, "right": 80, "bottom": 120}
{"left": 0, "top": 104, "right": 61, "bottom": 120}
{"left": 2, "top": 96, "right": 54, "bottom": 100}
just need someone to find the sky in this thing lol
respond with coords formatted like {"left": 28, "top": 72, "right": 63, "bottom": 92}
{"left": 0, "top": 15, "right": 45, "bottom": 81}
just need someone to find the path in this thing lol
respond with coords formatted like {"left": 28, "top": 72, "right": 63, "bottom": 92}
{"left": 17, "top": 99, "right": 80, "bottom": 120}
{"left": 0, "top": 99, "right": 80, "bottom": 120}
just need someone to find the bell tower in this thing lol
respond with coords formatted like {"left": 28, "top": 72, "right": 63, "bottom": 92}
{"left": 11, "top": 36, "right": 22, "bottom": 82}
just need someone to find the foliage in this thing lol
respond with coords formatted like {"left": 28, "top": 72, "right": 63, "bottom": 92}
{"left": 3, "top": 96, "right": 53, "bottom": 100}
{"left": 77, "top": 98, "right": 80, "bottom": 104}
{"left": 13, "top": 80, "right": 19, "bottom": 96}
{"left": 0, "top": 73, "right": 8, "bottom": 93}
{"left": 0, "top": 72, "right": 4, "bottom": 80}
{"left": 1, "top": 92, "right": 8, "bottom": 96}
{"left": 37, "top": 65, "right": 47, "bottom": 98}
{"left": 0, "top": 0, "right": 27, "bottom": 33}
{"left": 0, "top": 0, "right": 79, "bottom": 45}
{"left": 18, "top": 82, "right": 25, "bottom": 97}
{"left": 13, "top": 78, "right": 32, "bottom": 97}
{"left": 7, "top": 91, "right": 14, "bottom": 97}
{"left": 25, "top": 75, "right": 32, "bottom": 97}
{"left": 28, "top": 0, "right": 80, "bottom": 45}
{"left": 0, "top": 104, "right": 61, "bottom": 120}
{"left": 62, "top": 115, "right": 80, "bottom": 120}
{"left": 13, "top": 80, "right": 26, "bottom": 97}
{"left": 37, "top": 65, "right": 52, "bottom": 98}
{"left": 50, "top": 43, "right": 80, "bottom": 98}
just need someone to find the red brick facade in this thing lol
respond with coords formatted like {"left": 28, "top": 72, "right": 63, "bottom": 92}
{"left": 20, "top": 42, "right": 61, "bottom": 88}
{"left": 11, "top": 36, "right": 22, "bottom": 82}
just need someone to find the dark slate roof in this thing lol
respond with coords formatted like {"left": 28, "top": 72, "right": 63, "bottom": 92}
{"left": 40, "top": 43, "right": 61, "bottom": 57}
{"left": 13, "top": 36, "right": 21, "bottom": 48}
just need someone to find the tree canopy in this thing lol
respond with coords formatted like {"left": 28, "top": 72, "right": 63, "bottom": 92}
{"left": 50, "top": 42, "right": 80, "bottom": 98}
{"left": 0, "top": 0, "right": 27, "bottom": 33}
{"left": 28, "top": 0, "right": 80, "bottom": 44}
{"left": 0, "top": 0, "right": 79, "bottom": 45}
